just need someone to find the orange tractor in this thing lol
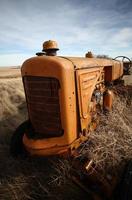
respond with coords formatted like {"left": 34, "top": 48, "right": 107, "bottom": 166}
{"left": 10, "top": 40, "right": 132, "bottom": 200}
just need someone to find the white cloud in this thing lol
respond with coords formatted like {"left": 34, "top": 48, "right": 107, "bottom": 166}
{"left": 110, "top": 28, "right": 132, "bottom": 47}
{"left": 0, "top": 0, "right": 131, "bottom": 65}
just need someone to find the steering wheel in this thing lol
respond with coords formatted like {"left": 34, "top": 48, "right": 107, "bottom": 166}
{"left": 113, "top": 56, "right": 132, "bottom": 75}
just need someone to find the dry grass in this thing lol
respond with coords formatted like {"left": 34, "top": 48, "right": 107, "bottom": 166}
{"left": 44, "top": 86, "right": 132, "bottom": 191}
{"left": 76, "top": 86, "right": 132, "bottom": 177}
{"left": 0, "top": 68, "right": 132, "bottom": 199}
{"left": 0, "top": 77, "right": 25, "bottom": 119}
{"left": 0, "top": 76, "right": 27, "bottom": 143}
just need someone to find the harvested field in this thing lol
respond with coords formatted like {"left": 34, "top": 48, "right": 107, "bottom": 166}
{"left": 0, "top": 67, "right": 132, "bottom": 200}
{"left": 0, "top": 67, "right": 20, "bottom": 78}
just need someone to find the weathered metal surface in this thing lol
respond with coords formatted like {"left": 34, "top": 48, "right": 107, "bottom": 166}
{"left": 76, "top": 68, "right": 103, "bottom": 130}
{"left": 21, "top": 53, "right": 123, "bottom": 156}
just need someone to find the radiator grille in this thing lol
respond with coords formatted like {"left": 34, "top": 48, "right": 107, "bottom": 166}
{"left": 23, "top": 76, "right": 63, "bottom": 138}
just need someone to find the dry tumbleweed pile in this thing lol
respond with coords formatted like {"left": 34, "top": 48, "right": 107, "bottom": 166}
{"left": 77, "top": 85, "right": 132, "bottom": 176}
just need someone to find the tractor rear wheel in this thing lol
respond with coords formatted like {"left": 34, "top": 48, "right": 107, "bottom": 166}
{"left": 10, "top": 120, "right": 29, "bottom": 157}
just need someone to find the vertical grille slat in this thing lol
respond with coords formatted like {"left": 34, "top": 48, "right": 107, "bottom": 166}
{"left": 23, "top": 76, "right": 63, "bottom": 138}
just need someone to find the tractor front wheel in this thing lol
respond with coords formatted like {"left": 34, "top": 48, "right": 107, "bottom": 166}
{"left": 10, "top": 120, "right": 29, "bottom": 157}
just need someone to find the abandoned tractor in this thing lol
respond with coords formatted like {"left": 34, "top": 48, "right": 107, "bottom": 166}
{"left": 10, "top": 40, "right": 132, "bottom": 200}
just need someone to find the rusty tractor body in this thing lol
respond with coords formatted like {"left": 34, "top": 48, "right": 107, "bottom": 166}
{"left": 19, "top": 42, "right": 123, "bottom": 157}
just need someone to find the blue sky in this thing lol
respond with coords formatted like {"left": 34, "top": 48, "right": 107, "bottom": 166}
{"left": 0, "top": 0, "right": 132, "bottom": 66}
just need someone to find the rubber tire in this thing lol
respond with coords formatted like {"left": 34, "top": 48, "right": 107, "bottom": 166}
{"left": 10, "top": 121, "right": 29, "bottom": 157}
{"left": 117, "top": 161, "right": 132, "bottom": 200}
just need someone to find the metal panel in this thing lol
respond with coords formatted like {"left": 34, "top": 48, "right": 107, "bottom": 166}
{"left": 76, "top": 68, "right": 102, "bottom": 131}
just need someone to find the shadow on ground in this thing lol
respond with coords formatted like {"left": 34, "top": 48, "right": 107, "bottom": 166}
{"left": 0, "top": 102, "right": 89, "bottom": 200}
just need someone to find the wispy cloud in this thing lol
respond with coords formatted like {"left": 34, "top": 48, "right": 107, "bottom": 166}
{"left": 0, "top": 0, "right": 132, "bottom": 65}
